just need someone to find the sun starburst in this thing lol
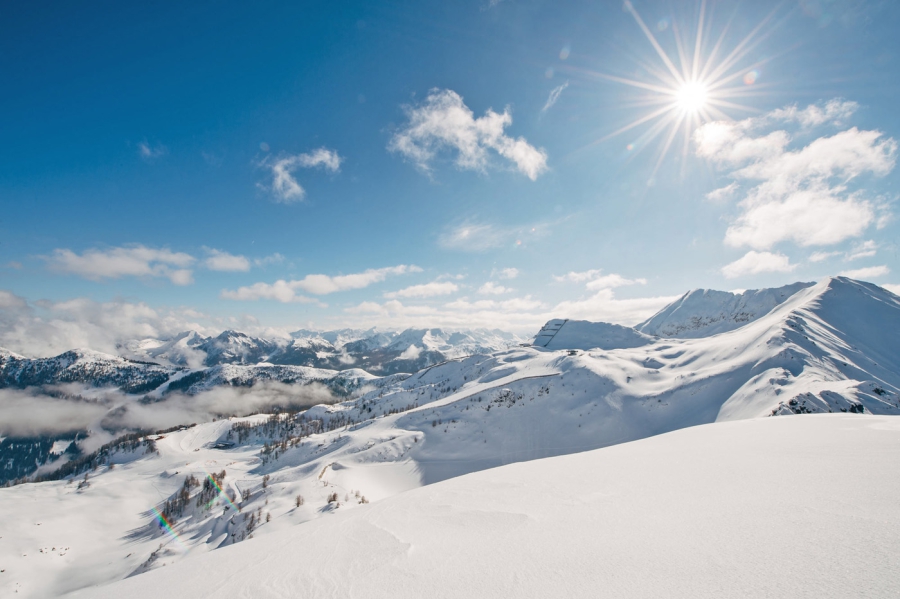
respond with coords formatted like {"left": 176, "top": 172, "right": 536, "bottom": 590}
{"left": 580, "top": 0, "right": 782, "bottom": 174}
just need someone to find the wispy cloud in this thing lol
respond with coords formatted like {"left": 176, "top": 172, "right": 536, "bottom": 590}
{"left": 438, "top": 220, "right": 548, "bottom": 252}
{"left": 721, "top": 251, "right": 796, "bottom": 279}
{"left": 478, "top": 281, "right": 512, "bottom": 295}
{"left": 845, "top": 240, "right": 878, "bottom": 261}
{"left": 261, "top": 147, "right": 343, "bottom": 203}
{"left": 541, "top": 81, "right": 569, "bottom": 113}
{"left": 388, "top": 88, "right": 548, "bottom": 180}
{"left": 254, "top": 253, "right": 285, "bottom": 267}
{"left": 492, "top": 267, "right": 519, "bottom": 280}
{"left": 221, "top": 265, "right": 421, "bottom": 303}
{"left": 767, "top": 99, "right": 858, "bottom": 128}
{"left": 809, "top": 250, "right": 842, "bottom": 263}
{"left": 202, "top": 248, "right": 251, "bottom": 272}
{"left": 553, "top": 270, "right": 646, "bottom": 290}
{"left": 840, "top": 265, "right": 890, "bottom": 279}
{"left": 695, "top": 99, "right": 896, "bottom": 251}
{"left": 46, "top": 245, "right": 195, "bottom": 285}
{"left": 138, "top": 141, "right": 167, "bottom": 161}
{"left": 384, "top": 281, "right": 459, "bottom": 299}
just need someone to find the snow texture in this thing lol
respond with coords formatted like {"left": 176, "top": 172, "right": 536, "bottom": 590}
{"left": 71, "top": 415, "right": 900, "bottom": 599}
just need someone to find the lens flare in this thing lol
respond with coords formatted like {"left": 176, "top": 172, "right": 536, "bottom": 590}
{"left": 204, "top": 471, "right": 241, "bottom": 512}
{"left": 152, "top": 507, "right": 186, "bottom": 549}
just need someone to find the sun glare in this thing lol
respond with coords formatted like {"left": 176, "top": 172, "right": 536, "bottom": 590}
{"left": 580, "top": 0, "right": 779, "bottom": 174}
{"left": 675, "top": 82, "right": 709, "bottom": 114}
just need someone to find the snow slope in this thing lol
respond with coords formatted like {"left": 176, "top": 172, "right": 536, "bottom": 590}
{"left": 533, "top": 318, "right": 653, "bottom": 349}
{"left": 71, "top": 415, "right": 900, "bottom": 599}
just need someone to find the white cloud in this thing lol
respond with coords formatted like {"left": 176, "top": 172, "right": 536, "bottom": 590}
{"left": 222, "top": 265, "right": 421, "bottom": 303}
{"left": 263, "top": 147, "right": 343, "bottom": 203}
{"left": 585, "top": 274, "right": 647, "bottom": 291}
{"left": 293, "top": 147, "right": 343, "bottom": 171}
{"left": 695, "top": 100, "right": 897, "bottom": 251}
{"left": 846, "top": 240, "right": 878, "bottom": 261}
{"left": 478, "top": 282, "right": 512, "bottom": 295}
{"left": 0, "top": 291, "right": 215, "bottom": 358}
{"left": 493, "top": 267, "right": 519, "bottom": 280}
{"left": 542, "top": 81, "right": 569, "bottom": 113}
{"left": 882, "top": 284, "right": 900, "bottom": 296}
{"left": 840, "top": 265, "right": 890, "bottom": 279}
{"left": 554, "top": 269, "right": 603, "bottom": 283}
{"left": 254, "top": 253, "right": 285, "bottom": 267}
{"left": 438, "top": 221, "right": 547, "bottom": 252}
{"left": 768, "top": 99, "right": 858, "bottom": 128}
{"left": 293, "top": 265, "right": 421, "bottom": 294}
{"left": 721, "top": 251, "right": 796, "bottom": 279}
{"left": 439, "top": 222, "right": 508, "bottom": 251}
{"left": 398, "top": 344, "right": 422, "bottom": 360}
{"left": 384, "top": 281, "right": 459, "bottom": 299}
{"left": 340, "top": 282, "right": 673, "bottom": 334}
{"left": 388, "top": 89, "right": 548, "bottom": 180}
{"left": 705, "top": 182, "right": 738, "bottom": 203}
{"left": 220, "top": 280, "right": 319, "bottom": 304}
{"left": 809, "top": 250, "right": 841, "bottom": 263}
{"left": 553, "top": 270, "right": 646, "bottom": 290}
{"left": 46, "top": 245, "right": 195, "bottom": 285}
{"left": 203, "top": 248, "right": 251, "bottom": 272}
{"left": 550, "top": 288, "right": 679, "bottom": 326}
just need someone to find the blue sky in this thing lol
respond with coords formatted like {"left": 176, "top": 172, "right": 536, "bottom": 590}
{"left": 2, "top": 0, "right": 899, "bottom": 353}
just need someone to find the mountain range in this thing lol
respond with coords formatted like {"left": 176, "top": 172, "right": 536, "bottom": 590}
{"left": 1, "top": 276, "right": 899, "bottom": 597}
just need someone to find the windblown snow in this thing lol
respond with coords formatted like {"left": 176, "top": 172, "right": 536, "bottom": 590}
{"left": 0, "top": 276, "right": 898, "bottom": 597}
{"left": 70, "top": 415, "right": 900, "bottom": 599}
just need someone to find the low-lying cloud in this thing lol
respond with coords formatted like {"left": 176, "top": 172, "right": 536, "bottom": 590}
{"left": 0, "top": 381, "right": 338, "bottom": 439}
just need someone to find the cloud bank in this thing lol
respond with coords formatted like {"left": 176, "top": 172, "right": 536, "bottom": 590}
{"left": 695, "top": 99, "right": 896, "bottom": 251}
{"left": 47, "top": 245, "right": 195, "bottom": 285}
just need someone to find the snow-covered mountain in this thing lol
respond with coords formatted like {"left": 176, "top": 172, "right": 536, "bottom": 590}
{"left": 1, "top": 277, "right": 898, "bottom": 597}
{"left": 119, "top": 327, "right": 525, "bottom": 374}
{"left": 0, "top": 348, "right": 173, "bottom": 394}
{"left": 635, "top": 281, "right": 815, "bottom": 338}
{"left": 118, "top": 330, "right": 208, "bottom": 368}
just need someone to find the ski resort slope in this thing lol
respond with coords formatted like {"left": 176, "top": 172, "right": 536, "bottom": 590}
{"left": 71, "top": 414, "right": 900, "bottom": 599}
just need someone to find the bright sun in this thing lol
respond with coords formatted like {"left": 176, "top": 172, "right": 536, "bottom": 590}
{"left": 588, "top": 0, "right": 775, "bottom": 173}
{"left": 675, "top": 82, "right": 709, "bottom": 114}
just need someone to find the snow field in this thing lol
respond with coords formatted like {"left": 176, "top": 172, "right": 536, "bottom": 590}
{"left": 71, "top": 415, "right": 900, "bottom": 599}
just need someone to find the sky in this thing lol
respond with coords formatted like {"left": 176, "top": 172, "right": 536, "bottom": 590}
{"left": 2, "top": 0, "right": 899, "bottom": 354}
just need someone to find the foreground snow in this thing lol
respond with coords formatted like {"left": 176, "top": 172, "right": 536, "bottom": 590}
{"left": 70, "top": 414, "right": 900, "bottom": 599}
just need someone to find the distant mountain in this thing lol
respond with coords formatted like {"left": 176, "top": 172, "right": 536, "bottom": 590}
{"left": 119, "top": 330, "right": 208, "bottom": 368}
{"left": 533, "top": 319, "right": 654, "bottom": 350}
{"left": 0, "top": 348, "right": 173, "bottom": 394}
{"left": 121, "top": 327, "right": 526, "bottom": 375}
